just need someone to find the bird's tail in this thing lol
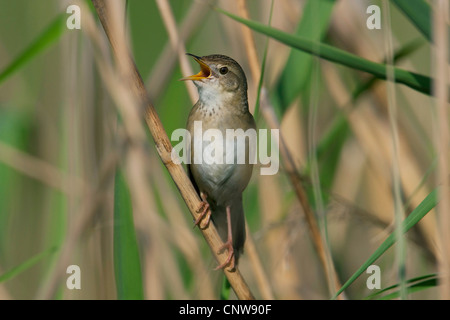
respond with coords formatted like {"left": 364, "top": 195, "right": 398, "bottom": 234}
{"left": 211, "top": 196, "right": 246, "bottom": 265}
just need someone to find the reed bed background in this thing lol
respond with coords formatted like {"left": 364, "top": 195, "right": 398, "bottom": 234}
{"left": 0, "top": 0, "right": 447, "bottom": 300}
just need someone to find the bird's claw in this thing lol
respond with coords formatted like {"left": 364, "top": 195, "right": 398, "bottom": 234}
{"left": 215, "top": 240, "right": 235, "bottom": 271}
{"left": 193, "top": 193, "right": 211, "bottom": 229}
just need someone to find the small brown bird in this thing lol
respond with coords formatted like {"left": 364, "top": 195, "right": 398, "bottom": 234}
{"left": 181, "top": 54, "right": 256, "bottom": 270}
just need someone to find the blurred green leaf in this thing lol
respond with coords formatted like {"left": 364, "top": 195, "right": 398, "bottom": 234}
{"left": 128, "top": 0, "right": 167, "bottom": 80}
{"left": 113, "top": 169, "right": 144, "bottom": 300}
{"left": 0, "top": 108, "right": 33, "bottom": 256}
{"left": 333, "top": 188, "right": 438, "bottom": 299}
{"left": 220, "top": 277, "right": 231, "bottom": 300}
{"left": 253, "top": 0, "right": 274, "bottom": 119}
{"left": 0, "top": 13, "right": 66, "bottom": 84}
{"left": 314, "top": 117, "right": 350, "bottom": 205}
{"left": 0, "top": 246, "right": 57, "bottom": 283}
{"left": 365, "top": 273, "right": 438, "bottom": 300}
{"left": 275, "top": 0, "right": 336, "bottom": 114}
{"left": 217, "top": 8, "right": 432, "bottom": 96}
{"left": 351, "top": 38, "right": 425, "bottom": 101}
{"left": 378, "top": 278, "right": 438, "bottom": 300}
{"left": 392, "top": 0, "right": 431, "bottom": 42}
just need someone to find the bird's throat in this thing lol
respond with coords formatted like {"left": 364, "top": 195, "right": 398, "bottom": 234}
{"left": 197, "top": 86, "right": 248, "bottom": 117}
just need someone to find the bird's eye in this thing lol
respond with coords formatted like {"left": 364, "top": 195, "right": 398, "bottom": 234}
{"left": 219, "top": 66, "right": 228, "bottom": 75}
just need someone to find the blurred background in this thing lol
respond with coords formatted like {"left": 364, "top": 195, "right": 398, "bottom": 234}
{"left": 0, "top": 0, "right": 446, "bottom": 299}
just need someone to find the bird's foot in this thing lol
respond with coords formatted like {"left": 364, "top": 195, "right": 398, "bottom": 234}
{"left": 193, "top": 192, "right": 211, "bottom": 229}
{"left": 214, "top": 205, "right": 236, "bottom": 271}
{"left": 215, "top": 239, "right": 235, "bottom": 271}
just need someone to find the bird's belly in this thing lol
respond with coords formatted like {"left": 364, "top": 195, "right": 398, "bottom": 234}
{"left": 192, "top": 161, "right": 251, "bottom": 202}
{"left": 194, "top": 162, "right": 231, "bottom": 186}
{"left": 190, "top": 133, "right": 252, "bottom": 202}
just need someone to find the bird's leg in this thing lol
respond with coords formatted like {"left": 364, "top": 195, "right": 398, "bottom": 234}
{"left": 215, "top": 206, "right": 235, "bottom": 271}
{"left": 194, "top": 192, "right": 211, "bottom": 228}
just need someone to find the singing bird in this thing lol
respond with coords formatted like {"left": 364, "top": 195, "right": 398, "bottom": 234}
{"left": 181, "top": 54, "right": 256, "bottom": 270}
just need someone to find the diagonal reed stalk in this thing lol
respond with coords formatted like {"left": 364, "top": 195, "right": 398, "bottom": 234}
{"left": 0, "top": 140, "right": 86, "bottom": 195}
{"left": 91, "top": 0, "right": 254, "bottom": 300}
{"left": 155, "top": 0, "right": 197, "bottom": 103}
{"left": 146, "top": 0, "right": 214, "bottom": 100}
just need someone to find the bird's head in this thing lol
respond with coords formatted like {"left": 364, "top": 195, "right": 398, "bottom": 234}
{"left": 181, "top": 54, "right": 248, "bottom": 108}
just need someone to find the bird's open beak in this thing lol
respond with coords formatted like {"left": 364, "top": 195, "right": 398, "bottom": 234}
{"left": 180, "top": 54, "right": 211, "bottom": 81}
